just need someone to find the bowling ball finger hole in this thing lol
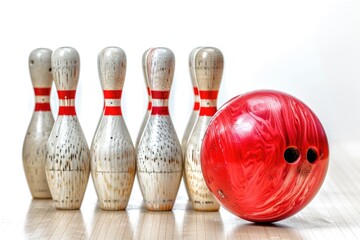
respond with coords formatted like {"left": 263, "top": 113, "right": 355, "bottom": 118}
{"left": 284, "top": 147, "right": 300, "bottom": 163}
{"left": 307, "top": 147, "right": 319, "bottom": 163}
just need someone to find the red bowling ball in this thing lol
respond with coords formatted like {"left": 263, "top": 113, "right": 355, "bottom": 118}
{"left": 200, "top": 90, "right": 329, "bottom": 222}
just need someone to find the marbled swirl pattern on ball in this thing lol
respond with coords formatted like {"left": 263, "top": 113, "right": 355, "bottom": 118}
{"left": 201, "top": 90, "right": 329, "bottom": 222}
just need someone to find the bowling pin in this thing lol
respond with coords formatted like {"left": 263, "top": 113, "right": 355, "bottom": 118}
{"left": 135, "top": 48, "right": 152, "bottom": 149}
{"left": 90, "top": 47, "right": 136, "bottom": 210}
{"left": 137, "top": 48, "right": 183, "bottom": 211}
{"left": 181, "top": 47, "right": 201, "bottom": 198}
{"left": 181, "top": 47, "right": 201, "bottom": 152}
{"left": 45, "top": 47, "right": 90, "bottom": 210}
{"left": 23, "top": 48, "right": 54, "bottom": 199}
{"left": 185, "top": 47, "right": 223, "bottom": 211}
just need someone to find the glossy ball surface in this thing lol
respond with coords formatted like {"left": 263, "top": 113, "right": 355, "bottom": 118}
{"left": 200, "top": 90, "right": 329, "bottom": 222}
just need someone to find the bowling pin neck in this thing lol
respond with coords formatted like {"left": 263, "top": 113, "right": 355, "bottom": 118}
{"left": 146, "top": 48, "right": 175, "bottom": 92}
{"left": 147, "top": 87, "right": 152, "bottom": 112}
{"left": 52, "top": 47, "right": 79, "bottom": 116}
{"left": 193, "top": 87, "right": 200, "bottom": 111}
{"left": 142, "top": 48, "right": 152, "bottom": 89}
{"left": 52, "top": 47, "right": 80, "bottom": 91}
{"left": 150, "top": 90, "right": 169, "bottom": 116}
{"left": 98, "top": 47, "right": 126, "bottom": 91}
{"left": 146, "top": 48, "right": 174, "bottom": 116}
{"left": 189, "top": 47, "right": 201, "bottom": 93}
{"left": 194, "top": 47, "right": 223, "bottom": 117}
{"left": 103, "top": 90, "right": 122, "bottom": 116}
{"left": 195, "top": 47, "right": 223, "bottom": 92}
{"left": 57, "top": 90, "right": 76, "bottom": 116}
{"left": 34, "top": 88, "right": 51, "bottom": 112}
{"left": 199, "top": 91, "right": 218, "bottom": 117}
{"left": 189, "top": 48, "right": 201, "bottom": 112}
{"left": 143, "top": 49, "right": 153, "bottom": 112}
{"left": 29, "top": 48, "right": 53, "bottom": 89}
{"left": 29, "top": 48, "right": 53, "bottom": 112}
{"left": 97, "top": 47, "right": 126, "bottom": 117}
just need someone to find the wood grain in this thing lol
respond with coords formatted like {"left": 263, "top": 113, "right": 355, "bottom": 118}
{"left": 2, "top": 145, "right": 360, "bottom": 239}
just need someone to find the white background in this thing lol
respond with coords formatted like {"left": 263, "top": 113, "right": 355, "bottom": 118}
{"left": 0, "top": 0, "right": 359, "bottom": 200}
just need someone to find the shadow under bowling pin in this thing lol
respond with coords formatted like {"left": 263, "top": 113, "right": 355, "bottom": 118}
{"left": 45, "top": 47, "right": 90, "bottom": 210}
{"left": 23, "top": 48, "right": 54, "bottom": 199}
{"left": 137, "top": 47, "right": 183, "bottom": 211}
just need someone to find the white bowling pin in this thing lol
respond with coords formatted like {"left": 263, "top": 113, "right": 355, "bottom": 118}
{"left": 135, "top": 48, "right": 152, "bottom": 149}
{"left": 181, "top": 47, "right": 201, "bottom": 152}
{"left": 185, "top": 47, "right": 223, "bottom": 211}
{"left": 90, "top": 47, "right": 136, "bottom": 210}
{"left": 23, "top": 48, "right": 54, "bottom": 199}
{"left": 137, "top": 47, "right": 183, "bottom": 211}
{"left": 45, "top": 47, "right": 90, "bottom": 210}
{"left": 181, "top": 47, "right": 201, "bottom": 198}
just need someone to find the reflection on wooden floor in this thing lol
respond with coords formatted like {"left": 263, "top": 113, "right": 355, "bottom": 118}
{"left": 24, "top": 199, "right": 308, "bottom": 239}
{"left": 2, "top": 145, "right": 360, "bottom": 239}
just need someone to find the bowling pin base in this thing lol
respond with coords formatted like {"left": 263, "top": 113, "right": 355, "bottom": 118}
{"left": 23, "top": 111, "right": 54, "bottom": 200}
{"left": 24, "top": 161, "right": 52, "bottom": 199}
{"left": 46, "top": 170, "right": 89, "bottom": 210}
{"left": 137, "top": 171, "right": 182, "bottom": 211}
{"left": 186, "top": 169, "right": 220, "bottom": 212}
{"left": 31, "top": 191, "right": 52, "bottom": 199}
{"left": 92, "top": 171, "right": 135, "bottom": 211}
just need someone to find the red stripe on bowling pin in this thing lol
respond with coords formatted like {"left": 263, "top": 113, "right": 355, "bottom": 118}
{"left": 147, "top": 87, "right": 152, "bottom": 111}
{"left": 199, "top": 90, "right": 218, "bottom": 100}
{"left": 193, "top": 87, "right": 199, "bottom": 95}
{"left": 34, "top": 88, "right": 51, "bottom": 96}
{"left": 57, "top": 90, "right": 76, "bottom": 99}
{"left": 104, "top": 107, "right": 122, "bottom": 116}
{"left": 193, "top": 102, "right": 200, "bottom": 111}
{"left": 199, "top": 107, "right": 217, "bottom": 116}
{"left": 103, "top": 90, "right": 122, "bottom": 116}
{"left": 151, "top": 90, "right": 170, "bottom": 99}
{"left": 151, "top": 90, "right": 169, "bottom": 115}
{"left": 34, "top": 88, "right": 51, "bottom": 112}
{"left": 193, "top": 87, "right": 200, "bottom": 111}
{"left": 35, "top": 103, "right": 51, "bottom": 111}
{"left": 103, "top": 90, "right": 122, "bottom": 99}
{"left": 59, "top": 106, "right": 76, "bottom": 115}
{"left": 199, "top": 90, "right": 218, "bottom": 116}
{"left": 57, "top": 90, "right": 76, "bottom": 115}
{"left": 152, "top": 107, "right": 169, "bottom": 115}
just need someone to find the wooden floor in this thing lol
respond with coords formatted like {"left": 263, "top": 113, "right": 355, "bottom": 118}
{"left": 2, "top": 144, "right": 360, "bottom": 239}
